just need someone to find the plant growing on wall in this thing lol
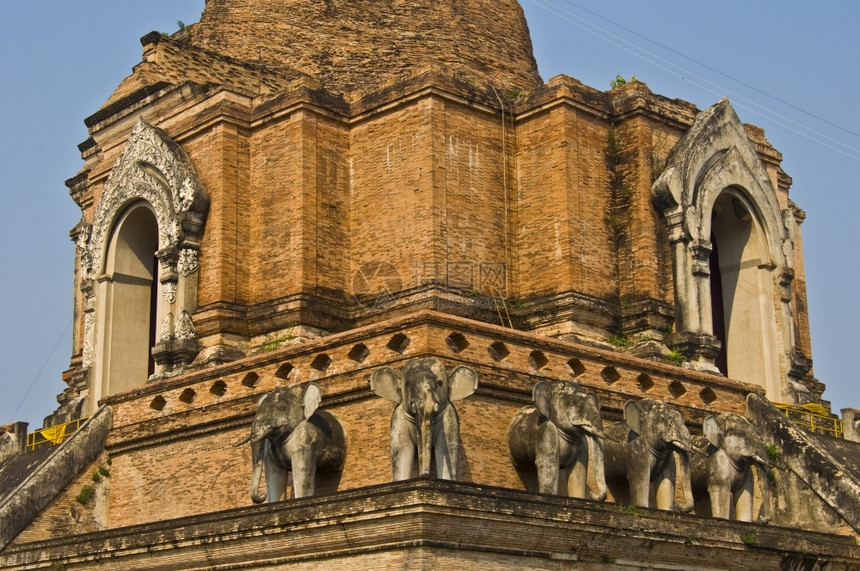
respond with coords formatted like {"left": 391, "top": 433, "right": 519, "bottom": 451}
{"left": 610, "top": 74, "right": 638, "bottom": 89}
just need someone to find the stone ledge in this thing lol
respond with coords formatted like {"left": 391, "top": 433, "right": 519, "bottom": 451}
{"left": 2, "top": 479, "right": 856, "bottom": 569}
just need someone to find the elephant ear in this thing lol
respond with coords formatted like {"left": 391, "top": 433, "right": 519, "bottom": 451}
{"left": 448, "top": 365, "right": 479, "bottom": 402}
{"left": 702, "top": 415, "right": 723, "bottom": 448}
{"left": 370, "top": 367, "right": 403, "bottom": 403}
{"left": 580, "top": 392, "right": 605, "bottom": 437}
{"left": 623, "top": 400, "right": 643, "bottom": 436}
{"left": 303, "top": 383, "right": 321, "bottom": 419}
{"left": 532, "top": 381, "right": 552, "bottom": 419}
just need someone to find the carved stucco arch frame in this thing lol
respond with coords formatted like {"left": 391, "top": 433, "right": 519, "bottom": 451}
{"left": 78, "top": 118, "right": 209, "bottom": 404}
{"left": 651, "top": 98, "right": 798, "bottom": 397}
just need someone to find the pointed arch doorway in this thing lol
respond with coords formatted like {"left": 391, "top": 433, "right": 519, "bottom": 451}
{"left": 651, "top": 98, "right": 803, "bottom": 401}
{"left": 95, "top": 202, "right": 159, "bottom": 400}
{"left": 708, "top": 190, "right": 780, "bottom": 395}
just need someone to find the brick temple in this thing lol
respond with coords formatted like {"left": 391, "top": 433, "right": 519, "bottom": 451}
{"left": 1, "top": 1, "right": 857, "bottom": 568}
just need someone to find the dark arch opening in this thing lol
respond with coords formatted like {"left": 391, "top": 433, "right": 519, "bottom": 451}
{"left": 101, "top": 203, "right": 159, "bottom": 394}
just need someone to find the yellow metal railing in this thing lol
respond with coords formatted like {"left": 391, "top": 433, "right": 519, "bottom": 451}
{"left": 27, "top": 417, "right": 89, "bottom": 450}
{"left": 774, "top": 403, "right": 843, "bottom": 438}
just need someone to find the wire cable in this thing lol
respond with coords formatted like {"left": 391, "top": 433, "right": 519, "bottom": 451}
{"left": 8, "top": 317, "right": 72, "bottom": 424}
{"left": 561, "top": 0, "right": 860, "bottom": 142}
{"left": 526, "top": 0, "right": 860, "bottom": 161}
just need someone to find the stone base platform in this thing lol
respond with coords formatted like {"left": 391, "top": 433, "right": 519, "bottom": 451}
{"left": 3, "top": 479, "right": 856, "bottom": 570}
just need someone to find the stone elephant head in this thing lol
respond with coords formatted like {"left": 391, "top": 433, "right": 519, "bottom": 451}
{"left": 508, "top": 380, "right": 607, "bottom": 500}
{"left": 693, "top": 412, "right": 772, "bottom": 522}
{"left": 605, "top": 398, "right": 695, "bottom": 512}
{"left": 370, "top": 357, "right": 478, "bottom": 480}
{"left": 240, "top": 382, "right": 346, "bottom": 502}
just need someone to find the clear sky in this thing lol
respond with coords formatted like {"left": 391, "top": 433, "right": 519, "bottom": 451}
{"left": 1, "top": 1, "right": 857, "bottom": 430}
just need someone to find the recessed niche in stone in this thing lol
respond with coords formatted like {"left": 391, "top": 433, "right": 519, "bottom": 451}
{"left": 242, "top": 372, "right": 260, "bottom": 388}
{"left": 446, "top": 332, "right": 469, "bottom": 354}
{"left": 699, "top": 387, "right": 718, "bottom": 405}
{"left": 387, "top": 333, "right": 410, "bottom": 353}
{"left": 179, "top": 388, "right": 196, "bottom": 404}
{"left": 529, "top": 350, "right": 548, "bottom": 370}
{"left": 275, "top": 363, "right": 294, "bottom": 380}
{"left": 567, "top": 358, "right": 586, "bottom": 377}
{"left": 637, "top": 373, "right": 654, "bottom": 392}
{"left": 487, "top": 341, "right": 510, "bottom": 362}
{"left": 311, "top": 353, "right": 332, "bottom": 372}
{"left": 150, "top": 396, "right": 166, "bottom": 411}
{"left": 669, "top": 380, "right": 687, "bottom": 399}
{"left": 210, "top": 380, "right": 228, "bottom": 397}
{"left": 601, "top": 366, "right": 621, "bottom": 384}
{"left": 348, "top": 343, "right": 370, "bottom": 363}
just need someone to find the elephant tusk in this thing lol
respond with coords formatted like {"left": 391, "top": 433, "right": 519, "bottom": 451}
{"left": 671, "top": 440, "right": 692, "bottom": 453}
{"left": 752, "top": 455, "right": 772, "bottom": 469}
{"left": 573, "top": 423, "right": 605, "bottom": 439}
{"left": 689, "top": 444, "right": 710, "bottom": 457}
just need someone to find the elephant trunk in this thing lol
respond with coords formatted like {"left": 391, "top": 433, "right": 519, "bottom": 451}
{"left": 676, "top": 449, "right": 695, "bottom": 513}
{"left": 587, "top": 434, "right": 608, "bottom": 501}
{"left": 754, "top": 459, "right": 773, "bottom": 524}
{"left": 250, "top": 439, "right": 267, "bottom": 504}
{"left": 416, "top": 387, "right": 439, "bottom": 477}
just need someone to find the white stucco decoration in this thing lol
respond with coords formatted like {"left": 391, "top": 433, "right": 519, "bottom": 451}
{"left": 651, "top": 98, "right": 800, "bottom": 400}
{"left": 178, "top": 248, "right": 200, "bottom": 276}
{"left": 652, "top": 98, "right": 788, "bottom": 265}
{"left": 82, "top": 117, "right": 208, "bottom": 283}
{"left": 82, "top": 313, "right": 95, "bottom": 368}
{"left": 77, "top": 117, "right": 210, "bottom": 403}
{"left": 175, "top": 311, "right": 197, "bottom": 340}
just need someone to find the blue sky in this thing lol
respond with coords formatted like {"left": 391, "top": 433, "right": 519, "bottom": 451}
{"left": 1, "top": 1, "right": 857, "bottom": 429}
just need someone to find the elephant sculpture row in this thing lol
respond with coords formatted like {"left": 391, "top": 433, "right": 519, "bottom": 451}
{"left": 508, "top": 381, "right": 771, "bottom": 521}
{"left": 239, "top": 360, "right": 770, "bottom": 523}
{"left": 239, "top": 357, "right": 478, "bottom": 502}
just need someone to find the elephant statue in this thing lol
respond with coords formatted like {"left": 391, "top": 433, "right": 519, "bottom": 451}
{"left": 238, "top": 383, "right": 347, "bottom": 502}
{"left": 691, "top": 412, "right": 772, "bottom": 522}
{"left": 507, "top": 380, "right": 607, "bottom": 500}
{"left": 370, "top": 357, "right": 478, "bottom": 481}
{"left": 604, "top": 398, "right": 695, "bottom": 512}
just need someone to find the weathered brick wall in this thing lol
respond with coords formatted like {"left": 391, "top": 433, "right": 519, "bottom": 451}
{"left": 193, "top": 0, "right": 542, "bottom": 97}
{"left": 515, "top": 104, "right": 616, "bottom": 301}
{"left": 246, "top": 110, "right": 351, "bottom": 307}
{"left": 350, "top": 99, "right": 439, "bottom": 290}
{"left": 109, "top": 425, "right": 251, "bottom": 528}
{"left": 436, "top": 101, "right": 509, "bottom": 287}
{"left": 193, "top": 121, "right": 251, "bottom": 310}
{"left": 64, "top": 61, "right": 816, "bottom": 386}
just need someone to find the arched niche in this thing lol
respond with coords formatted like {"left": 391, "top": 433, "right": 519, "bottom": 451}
{"left": 651, "top": 99, "right": 799, "bottom": 400}
{"left": 78, "top": 118, "right": 209, "bottom": 413}
{"left": 97, "top": 202, "right": 159, "bottom": 397}
{"left": 708, "top": 190, "right": 780, "bottom": 398}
